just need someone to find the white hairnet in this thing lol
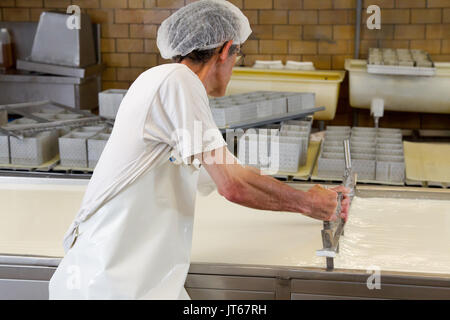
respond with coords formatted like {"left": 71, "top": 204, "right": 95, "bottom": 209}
{"left": 157, "top": 0, "right": 252, "bottom": 59}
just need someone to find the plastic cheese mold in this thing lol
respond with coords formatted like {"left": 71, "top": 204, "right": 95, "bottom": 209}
{"left": 87, "top": 133, "right": 111, "bottom": 168}
{"left": 209, "top": 91, "right": 314, "bottom": 127}
{"left": 9, "top": 131, "right": 59, "bottom": 166}
{"left": 58, "top": 126, "right": 106, "bottom": 168}
{"left": 317, "top": 126, "right": 405, "bottom": 183}
{"left": 236, "top": 119, "right": 312, "bottom": 173}
{"left": 99, "top": 89, "right": 127, "bottom": 120}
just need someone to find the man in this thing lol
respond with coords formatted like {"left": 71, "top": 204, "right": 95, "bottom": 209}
{"left": 49, "top": 0, "right": 349, "bottom": 299}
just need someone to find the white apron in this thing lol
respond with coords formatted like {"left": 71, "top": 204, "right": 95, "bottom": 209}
{"left": 49, "top": 154, "right": 201, "bottom": 299}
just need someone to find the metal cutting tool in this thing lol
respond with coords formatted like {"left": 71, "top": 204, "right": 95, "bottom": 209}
{"left": 316, "top": 139, "right": 357, "bottom": 271}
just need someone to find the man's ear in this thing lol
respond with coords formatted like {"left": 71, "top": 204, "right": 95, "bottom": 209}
{"left": 219, "top": 40, "right": 234, "bottom": 63}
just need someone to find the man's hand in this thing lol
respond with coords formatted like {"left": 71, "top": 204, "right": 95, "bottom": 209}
{"left": 305, "top": 185, "right": 351, "bottom": 222}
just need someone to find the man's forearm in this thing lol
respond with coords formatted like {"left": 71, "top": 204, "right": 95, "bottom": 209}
{"left": 203, "top": 147, "right": 346, "bottom": 221}
{"left": 226, "top": 166, "right": 313, "bottom": 215}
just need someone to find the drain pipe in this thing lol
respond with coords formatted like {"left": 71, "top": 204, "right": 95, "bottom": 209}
{"left": 354, "top": 0, "right": 362, "bottom": 59}
{"left": 371, "top": 98, "right": 385, "bottom": 128}
{"left": 352, "top": 0, "right": 363, "bottom": 127}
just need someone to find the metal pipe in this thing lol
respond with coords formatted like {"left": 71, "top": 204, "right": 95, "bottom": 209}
{"left": 344, "top": 140, "right": 351, "bottom": 170}
{"left": 354, "top": 0, "right": 363, "bottom": 59}
{"left": 374, "top": 117, "right": 380, "bottom": 128}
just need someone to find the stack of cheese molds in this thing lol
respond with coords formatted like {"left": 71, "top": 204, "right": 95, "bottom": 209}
{"left": 209, "top": 91, "right": 315, "bottom": 127}
{"left": 237, "top": 119, "right": 312, "bottom": 173}
{"left": 98, "top": 89, "right": 127, "bottom": 120}
{"left": 367, "top": 48, "right": 435, "bottom": 76}
{"left": 87, "top": 130, "right": 112, "bottom": 168}
{"left": 8, "top": 130, "right": 59, "bottom": 166}
{"left": 58, "top": 126, "right": 111, "bottom": 168}
{"left": 369, "top": 48, "right": 433, "bottom": 67}
{"left": 317, "top": 126, "right": 405, "bottom": 183}
{"left": 0, "top": 104, "right": 87, "bottom": 166}
{"left": 0, "top": 102, "right": 112, "bottom": 169}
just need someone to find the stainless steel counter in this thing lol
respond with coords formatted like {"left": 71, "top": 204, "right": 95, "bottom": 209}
{"left": 0, "top": 177, "right": 449, "bottom": 300}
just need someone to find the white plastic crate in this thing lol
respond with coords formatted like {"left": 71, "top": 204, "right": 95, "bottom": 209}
{"left": 59, "top": 127, "right": 104, "bottom": 168}
{"left": 367, "top": 48, "right": 436, "bottom": 76}
{"left": 317, "top": 152, "right": 345, "bottom": 179}
{"left": 326, "top": 125, "right": 351, "bottom": 131}
{"left": 283, "top": 119, "right": 311, "bottom": 126}
{"left": 377, "top": 128, "right": 402, "bottom": 134}
{"left": 209, "top": 91, "right": 313, "bottom": 127}
{"left": 352, "top": 130, "right": 377, "bottom": 138}
{"left": 351, "top": 153, "right": 376, "bottom": 180}
{"left": 260, "top": 93, "right": 288, "bottom": 115}
{"left": 255, "top": 99, "right": 273, "bottom": 118}
{"left": 317, "top": 126, "right": 405, "bottom": 183}
{"left": 237, "top": 133, "right": 271, "bottom": 169}
{"left": 0, "top": 134, "right": 10, "bottom": 164}
{"left": 322, "top": 145, "right": 344, "bottom": 153}
{"left": 352, "top": 126, "right": 376, "bottom": 132}
{"left": 87, "top": 133, "right": 111, "bottom": 168}
{"left": 280, "top": 122, "right": 311, "bottom": 166}
{"left": 238, "top": 103, "right": 258, "bottom": 122}
{"left": 376, "top": 146, "right": 403, "bottom": 156}
{"left": 211, "top": 105, "right": 245, "bottom": 127}
{"left": 286, "top": 92, "right": 315, "bottom": 113}
{"left": 99, "top": 89, "right": 127, "bottom": 120}
{"left": 10, "top": 130, "right": 59, "bottom": 166}
{"left": 272, "top": 97, "right": 287, "bottom": 115}
{"left": 273, "top": 136, "right": 303, "bottom": 172}
{"left": 300, "top": 93, "right": 315, "bottom": 109}
{"left": 279, "top": 132, "right": 308, "bottom": 167}
{"left": 376, "top": 155, "right": 405, "bottom": 182}
{"left": 236, "top": 123, "right": 310, "bottom": 173}
{"left": 75, "top": 126, "right": 107, "bottom": 134}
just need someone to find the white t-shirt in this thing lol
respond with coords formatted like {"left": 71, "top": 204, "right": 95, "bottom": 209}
{"left": 50, "top": 63, "right": 226, "bottom": 299}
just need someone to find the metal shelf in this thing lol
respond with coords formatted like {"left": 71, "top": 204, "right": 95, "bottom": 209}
{"left": 0, "top": 100, "right": 112, "bottom": 137}
{"left": 219, "top": 106, "right": 325, "bottom": 133}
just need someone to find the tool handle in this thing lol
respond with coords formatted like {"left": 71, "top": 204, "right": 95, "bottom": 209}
{"left": 335, "top": 192, "right": 343, "bottom": 218}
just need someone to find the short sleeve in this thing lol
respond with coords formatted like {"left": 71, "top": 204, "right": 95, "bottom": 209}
{"left": 146, "top": 66, "right": 226, "bottom": 161}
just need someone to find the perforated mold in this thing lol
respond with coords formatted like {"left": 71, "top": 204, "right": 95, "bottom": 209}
{"left": 87, "top": 133, "right": 111, "bottom": 168}
{"left": 0, "top": 134, "right": 10, "bottom": 164}
{"left": 317, "top": 126, "right": 405, "bottom": 184}
{"left": 10, "top": 130, "right": 59, "bottom": 166}
{"left": 237, "top": 121, "right": 311, "bottom": 173}
{"left": 209, "top": 91, "right": 315, "bottom": 127}
{"left": 99, "top": 89, "right": 127, "bottom": 120}
{"left": 58, "top": 126, "right": 104, "bottom": 168}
